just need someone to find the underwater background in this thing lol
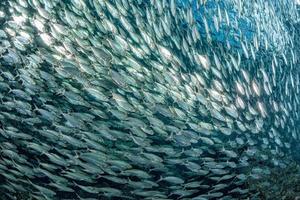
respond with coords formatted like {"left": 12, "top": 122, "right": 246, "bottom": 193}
{"left": 0, "top": 0, "right": 299, "bottom": 199}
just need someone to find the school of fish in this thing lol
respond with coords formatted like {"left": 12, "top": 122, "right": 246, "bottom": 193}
{"left": 0, "top": 0, "right": 299, "bottom": 199}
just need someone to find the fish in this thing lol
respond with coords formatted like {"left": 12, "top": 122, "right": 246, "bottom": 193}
{"left": 0, "top": 0, "right": 299, "bottom": 199}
